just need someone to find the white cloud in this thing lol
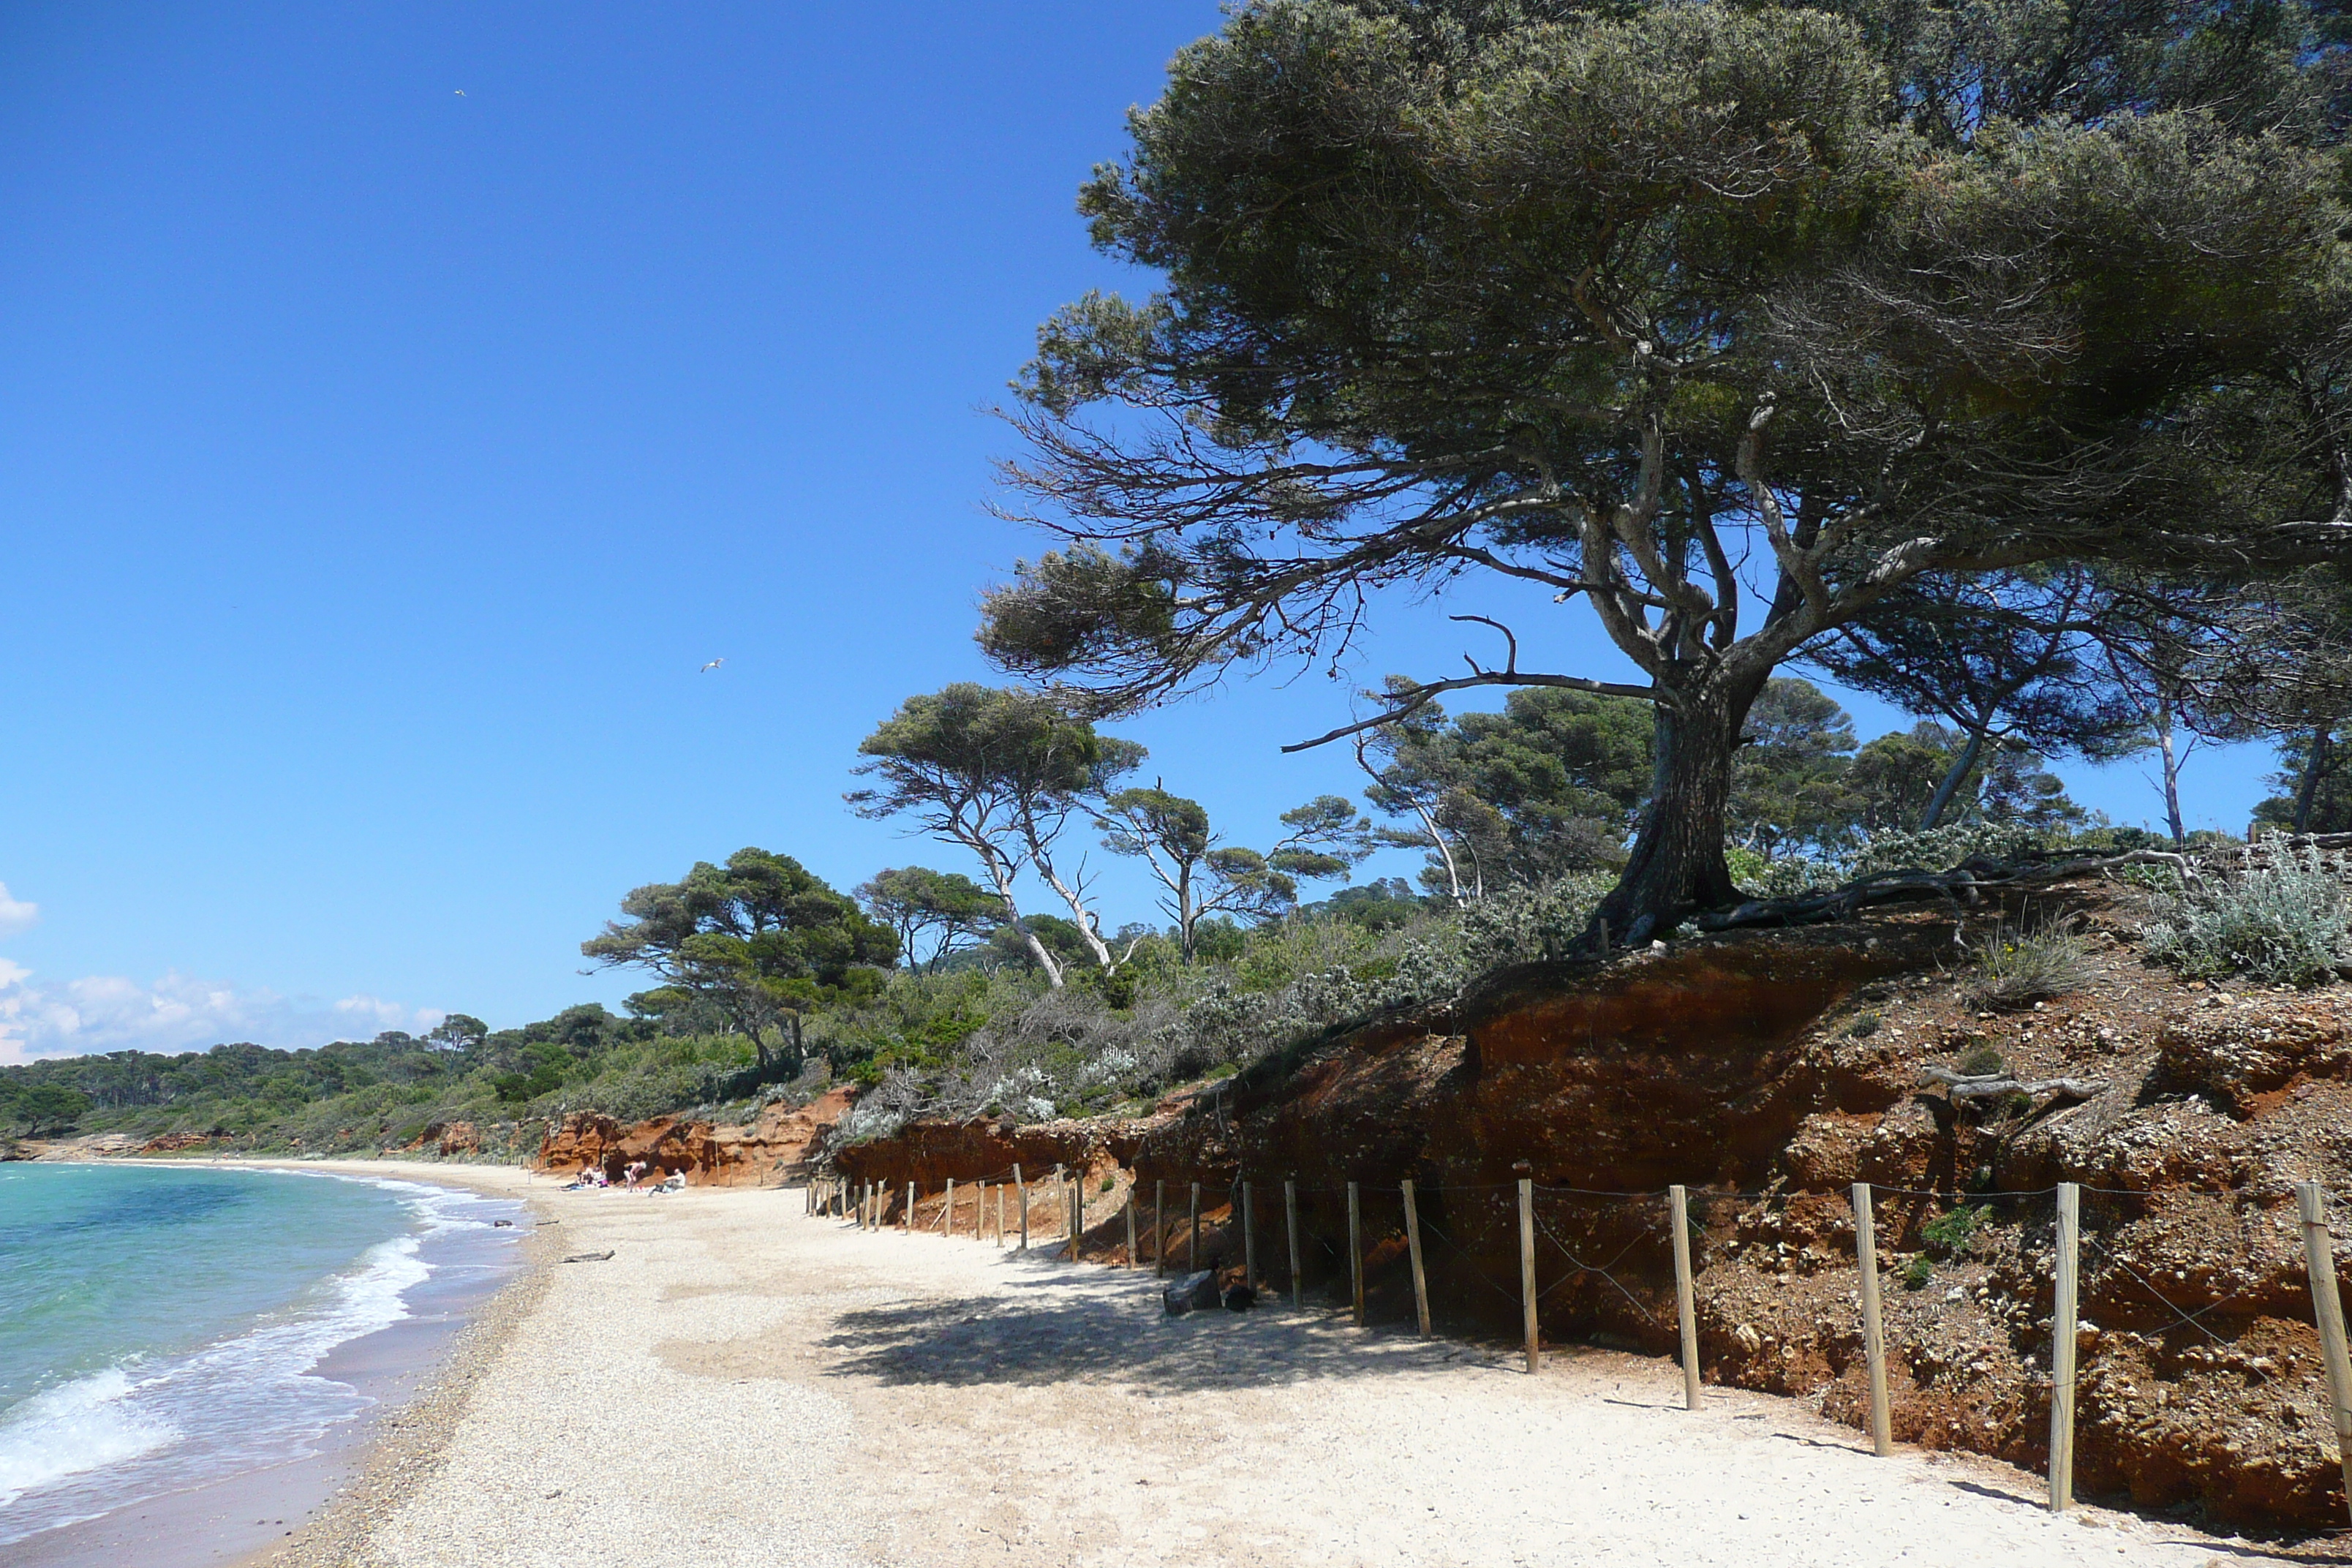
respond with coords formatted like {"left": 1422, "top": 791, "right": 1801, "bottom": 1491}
{"left": 0, "top": 965, "right": 445, "bottom": 1066}
{"left": 0, "top": 882, "right": 37, "bottom": 939}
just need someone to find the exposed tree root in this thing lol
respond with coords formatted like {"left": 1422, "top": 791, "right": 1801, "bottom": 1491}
{"left": 1689, "top": 848, "right": 2205, "bottom": 935}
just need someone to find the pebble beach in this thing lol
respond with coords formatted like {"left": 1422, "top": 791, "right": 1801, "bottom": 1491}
{"left": 207, "top": 1160, "right": 2295, "bottom": 1568}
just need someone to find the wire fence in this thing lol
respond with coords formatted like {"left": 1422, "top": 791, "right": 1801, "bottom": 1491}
{"left": 803, "top": 1166, "right": 2352, "bottom": 1524}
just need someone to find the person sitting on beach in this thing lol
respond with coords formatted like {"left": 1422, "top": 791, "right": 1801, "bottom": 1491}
{"left": 625, "top": 1160, "right": 647, "bottom": 1191}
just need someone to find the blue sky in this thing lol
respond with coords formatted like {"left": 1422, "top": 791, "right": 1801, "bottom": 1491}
{"left": 0, "top": 3, "right": 2288, "bottom": 1062}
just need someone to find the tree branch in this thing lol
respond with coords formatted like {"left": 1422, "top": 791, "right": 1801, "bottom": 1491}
{"left": 1285, "top": 664, "right": 1662, "bottom": 753}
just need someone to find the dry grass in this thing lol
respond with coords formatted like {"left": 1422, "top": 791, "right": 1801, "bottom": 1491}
{"left": 1965, "top": 924, "right": 2100, "bottom": 1010}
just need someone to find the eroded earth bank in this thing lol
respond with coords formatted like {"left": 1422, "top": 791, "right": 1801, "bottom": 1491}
{"left": 787, "top": 879, "right": 2352, "bottom": 1537}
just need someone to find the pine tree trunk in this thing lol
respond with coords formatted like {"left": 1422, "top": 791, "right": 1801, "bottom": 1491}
{"left": 2293, "top": 724, "right": 2334, "bottom": 834}
{"left": 973, "top": 845, "right": 1063, "bottom": 987}
{"left": 1177, "top": 862, "right": 1199, "bottom": 964}
{"left": 2156, "top": 703, "right": 2187, "bottom": 848}
{"left": 1588, "top": 676, "right": 1759, "bottom": 947}
{"left": 1920, "top": 727, "right": 1986, "bottom": 829}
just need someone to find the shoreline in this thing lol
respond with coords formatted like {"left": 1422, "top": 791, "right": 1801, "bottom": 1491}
{"left": 209, "top": 1161, "right": 556, "bottom": 1568}
{"left": 4, "top": 1158, "right": 551, "bottom": 1568}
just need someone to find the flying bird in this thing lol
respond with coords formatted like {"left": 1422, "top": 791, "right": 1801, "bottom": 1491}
{"left": 454, "top": 89, "right": 466, "bottom": 96}
{"left": 699, "top": 658, "right": 725, "bottom": 674}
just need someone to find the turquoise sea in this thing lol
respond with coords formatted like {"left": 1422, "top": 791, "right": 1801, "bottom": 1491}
{"left": 0, "top": 1164, "right": 516, "bottom": 1549}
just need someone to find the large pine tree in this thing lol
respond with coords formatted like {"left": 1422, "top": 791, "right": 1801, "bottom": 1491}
{"left": 980, "top": 0, "right": 2352, "bottom": 944}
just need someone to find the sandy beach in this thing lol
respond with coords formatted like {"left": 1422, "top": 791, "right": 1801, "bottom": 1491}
{"left": 180, "top": 1158, "right": 2296, "bottom": 1568}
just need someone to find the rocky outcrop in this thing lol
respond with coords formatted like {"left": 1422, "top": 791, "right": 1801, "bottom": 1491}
{"left": 535, "top": 1086, "right": 855, "bottom": 1186}
{"left": 139, "top": 1131, "right": 214, "bottom": 1153}
{"left": 834, "top": 896, "right": 2352, "bottom": 1534}
{"left": 382, "top": 1120, "right": 484, "bottom": 1158}
{"left": 830, "top": 1113, "right": 1146, "bottom": 1190}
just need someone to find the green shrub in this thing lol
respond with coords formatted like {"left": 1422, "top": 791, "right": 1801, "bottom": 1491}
{"left": 2143, "top": 844, "right": 2352, "bottom": 987}
{"left": 1846, "top": 1012, "right": 1881, "bottom": 1039}
{"left": 1956, "top": 1043, "right": 2005, "bottom": 1078}
{"left": 1920, "top": 1205, "right": 1984, "bottom": 1259}
{"left": 1966, "top": 924, "right": 2097, "bottom": 1009}
{"left": 1901, "top": 1256, "right": 1934, "bottom": 1292}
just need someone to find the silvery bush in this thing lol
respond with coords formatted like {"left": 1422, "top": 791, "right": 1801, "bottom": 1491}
{"left": 2144, "top": 843, "right": 2352, "bottom": 987}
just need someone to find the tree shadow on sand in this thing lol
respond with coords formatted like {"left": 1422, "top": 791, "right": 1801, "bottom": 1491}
{"left": 817, "top": 1257, "right": 1516, "bottom": 1394}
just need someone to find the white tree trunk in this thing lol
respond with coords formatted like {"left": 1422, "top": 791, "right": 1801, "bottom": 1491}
{"left": 971, "top": 840, "right": 1062, "bottom": 987}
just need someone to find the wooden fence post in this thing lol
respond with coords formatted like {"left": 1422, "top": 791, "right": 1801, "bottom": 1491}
{"left": 1189, "top": 1183, "right": 1202, "bottom": 1273}
{"left": 1154, "top": 1179, "right": 1166, "bottom": 1277}
{"left": 1126, "top": 1192, "right": 1138, "bottom": 1268}
{"left": 1402, "top": 1179, "right": 1431, "bottom": 1338}
{"left": 1285, "top": 1180, "right": 1302, "bottom": 1309}
{"left": 904, "top": 1181, "right": 915, "bottom": 1234}
{"left": 1346, "top": 1181, "right": 1364, "bottom": 1325}
{"left": 2049, "top": 1182, "right": 2080, "bottom": 1512}
{"left": 1068, "top": 1177, "right": 1082, "bottom": 1262}
{"left": 1850, "top": 1183, "right": 1890, "bottom": 1453}
{"left": 1014, "top": 1164, "right": 1028, "bottom": 1252}
{"left": 944, "top": 1177, "right": 956, "bottom": 1237}
{"left": 2299, "top": 1181, "right": 2352, "bottom": 1530}
{"left": 1519, "top": 1177, "right": 1539, "bottom": 1374}
{"left": 995, "top": 1181, "right": 1005, "bottom": 1248}
{"left": 1670, "top": 1185, "right": 1703, "bottom": 1414}
{"left": 1243, "top": 1183, "right": 1257, "bottom": 1287}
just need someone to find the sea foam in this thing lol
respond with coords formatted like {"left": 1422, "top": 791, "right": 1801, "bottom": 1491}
{"left": 0, "top": 1368, "right": 178, "bottom": 1511}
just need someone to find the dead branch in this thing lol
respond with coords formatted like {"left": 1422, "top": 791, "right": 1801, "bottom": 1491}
{"left": 1918, "top": 1066, "right": 2109, "bottom": 1103}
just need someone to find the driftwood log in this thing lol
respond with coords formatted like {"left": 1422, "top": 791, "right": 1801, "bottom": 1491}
{"left": 1918, "top": 1066, "right": 2109, "bottom": 1104}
